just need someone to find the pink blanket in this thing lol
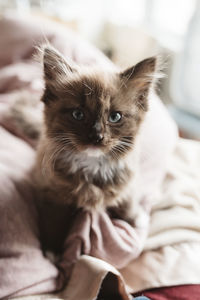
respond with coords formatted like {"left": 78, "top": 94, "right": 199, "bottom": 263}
{"left": 0, "top": 14, "right": 178, "bottom": 299}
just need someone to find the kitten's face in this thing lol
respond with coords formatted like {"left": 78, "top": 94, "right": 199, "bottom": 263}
{"left": 41, "top": 46, "right": 157, "bottom": 159}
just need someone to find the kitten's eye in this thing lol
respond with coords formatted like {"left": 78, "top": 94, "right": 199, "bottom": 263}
{"left": 72, "top": 109, "right": 84, "bottom": 121}
{"left": 108, "top": 112, "right": 122, "bottom": 123}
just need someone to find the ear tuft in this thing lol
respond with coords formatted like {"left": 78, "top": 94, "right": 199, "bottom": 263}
{"left": 41, "top": 45, "right": 75, "bottom": 81}
{"left": 121, "top": 56, "right": 164, "bottom": 84}
{"left": 120, "top": 56, "right": 165, "bottom": 111}
{"left": 37, "top": 45, "right": 77, "bottom": 104}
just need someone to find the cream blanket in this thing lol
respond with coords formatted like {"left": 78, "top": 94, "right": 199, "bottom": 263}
{"left": 10, "top": 138, "right": 200, "bottom": 300}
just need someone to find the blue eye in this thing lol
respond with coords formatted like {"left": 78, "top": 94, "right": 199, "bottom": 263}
{"left": 108, "top": 112, "right": 122, "bottom": 123}
{"left": 72, "top": 109, "right": 84, "bottom": 121}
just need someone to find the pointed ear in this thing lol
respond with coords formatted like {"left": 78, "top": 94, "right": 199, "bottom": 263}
{"left": 40, "top": 45, "right": 76, "bottom": 103}
{"left": 43, "top": 45, "right": 75, "bottom": 81}
{"left": 120, "top": 57, "right": 161, "bottom": 111}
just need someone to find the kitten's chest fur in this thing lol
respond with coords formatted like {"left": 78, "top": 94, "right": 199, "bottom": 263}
{"left": 61, "top": 150, "right": 128, "bottom": 183}
{"left": 35, "top": 144, "right": 137, "bottom": 211}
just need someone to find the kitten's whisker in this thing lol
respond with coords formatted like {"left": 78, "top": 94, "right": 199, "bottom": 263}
{"left": 110, "top": 149, "right": 120, "bottom": 160}
{"left": 119, "top": 141, "right": 133, "bottom": 148}
{"left": 52, "top": 144, "right": 68, "bottom": 171}
{"left": 111, "top": 139, "right": 133, "bottom": 158}
{"left": 54, "top": 138, "right": 72, "bottom": 144}
{"left": 112, "top": 145, "right": 125, "bottom": 156}
{"left": 48, "top": 145, "right": 62, "bottom": 171}
{"left": 42, "top": 135, "right": 77, "bottom": 175}
{"left": 120, "top": 136, "right": 133, "bottom": 142}
{"left": 120, "top": 136, "right": 133, "bottom": 141}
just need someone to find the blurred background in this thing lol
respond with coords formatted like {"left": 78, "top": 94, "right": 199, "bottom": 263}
{"left": 0, "top": 0, "right": 199, "bottom": 139}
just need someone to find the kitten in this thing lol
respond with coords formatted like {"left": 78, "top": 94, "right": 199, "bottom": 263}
{"left": 33, "top": 46, "right": 159, "bottom": 248}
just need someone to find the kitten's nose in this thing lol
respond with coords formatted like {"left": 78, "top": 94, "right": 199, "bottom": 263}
{"left": 95, "top": 133, "right": 104, "bottom": 143}
{"left": 89, "top": 132, "right": 104, "bottom": 144}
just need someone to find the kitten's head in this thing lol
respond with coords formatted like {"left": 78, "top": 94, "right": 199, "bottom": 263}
{"left": 41, "top": 45, "right": 159, "bottom": 160}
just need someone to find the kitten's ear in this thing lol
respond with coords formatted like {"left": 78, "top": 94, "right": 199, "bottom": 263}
{"left": 42, "top": 45, "right": 75, "bottom": 81}
{"left": 120, "top": 57, "right": 161, "bottom": 111}
{"left": 40, "top": 45, "right": 76, "bottom": 103}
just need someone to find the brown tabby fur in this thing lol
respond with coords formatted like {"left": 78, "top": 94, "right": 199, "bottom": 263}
{"left": 33, "top": 46, "right": 159, "bottom": 251}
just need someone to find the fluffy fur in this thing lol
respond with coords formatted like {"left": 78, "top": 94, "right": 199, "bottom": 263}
{"left": 33, "top": 45, "right": 160, "bottom": 230}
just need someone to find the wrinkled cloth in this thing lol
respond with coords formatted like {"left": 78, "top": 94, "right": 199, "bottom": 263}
{"left": 121, "top": 138, "right": 200, "bottom": 293}
{"left": 0, "top": 14, "right": 179, "bottom": 300}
